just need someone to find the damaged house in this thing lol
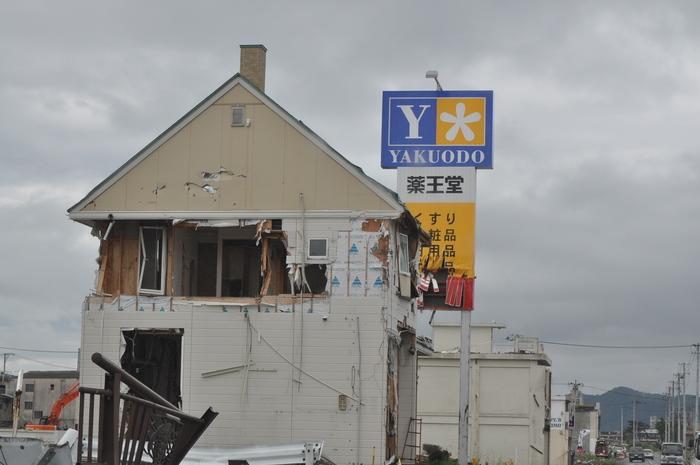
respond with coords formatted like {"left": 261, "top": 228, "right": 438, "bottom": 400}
{"left": 67, "top": 45, "right": 427, "bottom": 464}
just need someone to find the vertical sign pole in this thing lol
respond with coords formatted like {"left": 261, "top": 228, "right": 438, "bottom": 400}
{"left": 458, "top": 309, "right": 471, "bottom": 465}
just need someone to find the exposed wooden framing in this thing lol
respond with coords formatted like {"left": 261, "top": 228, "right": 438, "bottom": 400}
{"left": 96, "top": 253, "right": 108, "bottom": 294}
{"left": 166, "top": 223, "right": 174, "bottom": 296}
{"left": 260, "top": 236, "right": 271, "bottom": 295}
{"left": 116, "top": 231, "right": 123, "bottom": 294}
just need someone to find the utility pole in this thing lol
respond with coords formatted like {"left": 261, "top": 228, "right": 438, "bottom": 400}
{"left": 633, "top": 397, "right": 642, "bottom": 446}
{"left": 1, "top": 353, "right": 13, "bottom": 373}
{"left": 677, "top": 371, "right": 683, "bottom": 443}
{"left": 681, "top": 363, "right": 688, "bottom": 447}
{"left": 694, "top": 343, "right": 699, "bottom": 435}
{"left": 668, "top": 385, "right": 673, "bottom": 442}
{"left": 621, "top": 406, "right": 624, "bottom": 445}
{"left": 670, "top": 380, "right": 676, "bottom": 442}
{"left": 665, "top": 387, "right": 670, "bottom": 442}
{"left": 633, "top": 397, "right": 636, "bottom": 446}
{"left": 569, "top": 380, "right": 583, "bottom": 459}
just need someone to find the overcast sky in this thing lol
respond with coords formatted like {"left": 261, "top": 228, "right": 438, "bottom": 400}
{"left": 2, "top": 1, "right": 699, "bottom": 399}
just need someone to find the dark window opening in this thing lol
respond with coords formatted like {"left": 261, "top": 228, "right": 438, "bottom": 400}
{"left": 196, "top": 242, "right": 218, "bottom": 297}
{"left": 222, "top": 240, "right": 261, "bottom": 297}
{"left": 295, "top": 264, "right": 327, "bottom": 294}
{"left": 24, "top": 401, "right": 33, "bottom": 410}
{"left": 120, "top": 329, "right": 183, "bottom": 408}
{"left": 33, "top": 411, "right": 43, "bottom": 420}
{"left": 25, "top": 383, "right": 34, "bottom": 393}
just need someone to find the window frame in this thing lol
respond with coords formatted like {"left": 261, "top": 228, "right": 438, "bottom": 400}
{"left": 231, "top": 104, "right": 245, "bottom": 127}
{"left": 398, "top": 233, "right": 410, "bottom": 276}
{"left": 307, "top": 238, "right": 328, "bottom": 259}
{"left": 138, "top": 226, "right": 167, "bottom": 295}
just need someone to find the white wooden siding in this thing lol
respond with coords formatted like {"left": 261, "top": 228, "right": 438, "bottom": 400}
{"left": 80, "top": 296, "right": 412, "bottom": 464}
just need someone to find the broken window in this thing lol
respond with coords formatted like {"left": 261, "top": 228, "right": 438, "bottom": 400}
{"left": 294, "top": 264, "right": 327, "bottom": 295}
{"left": 120, "top": 329, "right": 183, "bottom": 408}
{"left": 139, "top": 226, "right": 167, "bottom": 295}
{"left": 104, "top": 220, "right": 296, "bottom": 298}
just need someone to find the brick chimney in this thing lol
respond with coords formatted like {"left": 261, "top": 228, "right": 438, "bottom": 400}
{"left": 239, "top": 44, "right": 267, "bottom": 92}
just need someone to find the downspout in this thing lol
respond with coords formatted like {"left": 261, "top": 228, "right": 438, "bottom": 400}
{"left": 103, "top": 213, "right": 115, "bottom": 240}
{"left": 381, "top": 220, "right": 394, "bottom": 463}
{"left": 356, "top": 316, "right": 362, "bottom": 465}
{"left": 299, "top": 193, "right": 310, "bottom": 293}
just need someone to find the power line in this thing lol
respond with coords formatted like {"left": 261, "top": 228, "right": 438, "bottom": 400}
{"left": 0, "top": 345, "right": 78, "bottom": 354}
{"left": 14, "top": 354, "right": 77, "bottom": 370}
{"left": 540, "top": 341, "right": 693, "bottom": 349}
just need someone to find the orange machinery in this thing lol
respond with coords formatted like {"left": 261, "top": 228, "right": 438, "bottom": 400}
{"left": 25, "top": 382, "right": 80, "bottom": 431}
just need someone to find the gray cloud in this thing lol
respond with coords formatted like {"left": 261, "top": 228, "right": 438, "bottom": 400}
{"left": 2, "top": 1, "right": 699, "bottom": 397}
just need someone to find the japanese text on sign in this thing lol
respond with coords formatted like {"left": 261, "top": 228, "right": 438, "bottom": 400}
{"left": 407, "top": 202, "right": 475, "bottom": 277}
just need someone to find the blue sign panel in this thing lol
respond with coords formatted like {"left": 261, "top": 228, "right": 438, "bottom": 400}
{"left": 381, "top": 90, "right": 493, "bottom": 168}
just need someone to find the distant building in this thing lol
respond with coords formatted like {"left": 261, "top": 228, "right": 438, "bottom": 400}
{"left": 0, "top": 372, "right": 17, "bottom": 428}
{"left": 570, "top": 403, "right": 601, "bottom": 454}
{"left": 20, "top": 371, "right": 79, "bottom": 428}
{"left": 417, "top": 323, "right": 553, "bottom": 465}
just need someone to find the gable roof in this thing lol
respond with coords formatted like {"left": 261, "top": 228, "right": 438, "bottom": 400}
{"left": 68, "top": 73, "right": 405, "bottom": 220}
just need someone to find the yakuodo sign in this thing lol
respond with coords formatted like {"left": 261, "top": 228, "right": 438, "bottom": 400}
{"left": 381, "top": 90, "right": 493, "bottom": 168}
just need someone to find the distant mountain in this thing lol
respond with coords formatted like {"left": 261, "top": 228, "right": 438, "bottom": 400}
{"left": 582, "top": 386, "right": 672, "bottom": 432}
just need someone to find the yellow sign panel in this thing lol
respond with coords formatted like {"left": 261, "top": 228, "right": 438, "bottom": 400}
{"left": 407, "top": 202, "right": 475, "bottom": 278}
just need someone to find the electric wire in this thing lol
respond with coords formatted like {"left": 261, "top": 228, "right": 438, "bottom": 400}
{"left": 0, "top": 345, "right": 77, "bottom": 354}
{"left": 539, "top": 341, "right": 693, "bottom": 349}
{"left": 13, "top": 354, "right": 76, "bottom": 370}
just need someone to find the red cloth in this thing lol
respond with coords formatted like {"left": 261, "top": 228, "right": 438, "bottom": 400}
{"left": 445, "top": 277, "right": 475, "bottom": 308}
{"left": 445, "top": 277, "right": 464, "bottom": 307}
{"left": 418, "top": 274, "right": 430, "bottom": 291}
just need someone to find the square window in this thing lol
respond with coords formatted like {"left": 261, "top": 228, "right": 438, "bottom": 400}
{"left": 308, "top": 238, "right": 328, "bottom": 259}
{"left": 24, "top": 401, "right": 33, "bottom": 410}
{"left": 25, "top": 383, "right": 34, "bottom": 393}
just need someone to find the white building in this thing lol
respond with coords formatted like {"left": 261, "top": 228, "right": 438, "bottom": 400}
{"left": 549, "top": 395, "right": 572, "bottom": 465}
{"left": 68, "top": 45, "right": 430, "bottom": 465}
{"left": 417, "top": 323, "right": 552, "bottom": 465}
